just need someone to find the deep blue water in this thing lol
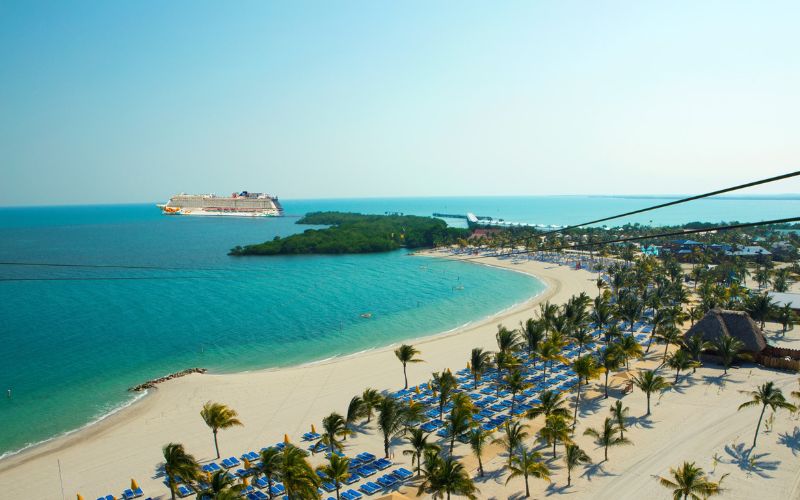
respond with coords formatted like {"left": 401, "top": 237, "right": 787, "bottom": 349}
{"left": 0, "top": 194, "right": 795, "bottom": 457}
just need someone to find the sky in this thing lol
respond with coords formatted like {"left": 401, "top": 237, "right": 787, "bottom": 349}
{"left": 1, "top": 1, "right": 799, "bottom": 206}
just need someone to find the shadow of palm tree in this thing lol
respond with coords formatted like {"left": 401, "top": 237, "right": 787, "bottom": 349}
{"left": 723, "top": 442, "right": 781, "bottom": 478}
{"left": 778, "top": 426, "right": 800, "bottom": 456}
{"left": 631, "top": 415, "right": 655, "bottom": 430}
{"left": 701, "top": 373, "right": 743, "bottom": 389}
{"left": 580, "top": 461, "right": 618, "bottom": 482}
{"left": 544, "top": 482, "right": 571, "bottom": 496}
{"left": 577, "top": 394, "right": 605, "bottom": 418}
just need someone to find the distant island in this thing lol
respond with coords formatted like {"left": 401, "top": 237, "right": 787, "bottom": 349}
{"left": 229, "top": 211, "right": 470, "bottom": 256}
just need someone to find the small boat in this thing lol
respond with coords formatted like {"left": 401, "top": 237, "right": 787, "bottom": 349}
{"left": 360, "top": 313, "right": 372, "bottom": 318}
{"left": 453, "top": 285, "right": 465, "bottom": 291}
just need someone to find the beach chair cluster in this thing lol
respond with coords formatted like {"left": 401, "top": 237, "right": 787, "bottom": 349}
{"left": 95, "top": 485, "right": 147, "bottom": 500}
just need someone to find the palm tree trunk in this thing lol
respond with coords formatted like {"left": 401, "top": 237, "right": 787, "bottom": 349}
{"left": 213, "top": 429, "right": 220, "bottom": 459}
{"left": 525, "top": 474, "right": 530, "bottom": 497}
{"left": 663, "top": 343, "right": 669, "bottom": 363}
{"left": 568, "top": 467, "right": 572, "bottom": 486}
{"left": 553, "top": 440, "right": 557, "bottom": 458}
{"left": 646, "top": 393, "right": 651, "bottom": 416}
{"left": 403, "top": 363, "right": 408, "bottom": 390}
{"left": 336, "top": 485, "right": 341, "bottom": 500}
{"left": 169, "top": 478, "right": 176, "bottom": 500}
{"left": 478, "top": 455, "right": 484, "bottom": 477}
{"left": 675, "top": 369, "right": 680, "bottom": 384}
{"left": 573, "top": 381, "right": 582, "bottom": 429}
{"left": 384, "top": 434, "right": 390, "bottom": 458}
{"left": 604, "top": 444, "right": 608, "bottom": 461}
{"left": 604, "top": 371, "right": 609, "bottom": 399}
{"left": 268, "top": 478, "right": 274, "bottom": 499}
{"left": 450, "top": 435, "right": 455, "bottom": 454}
{"left": 753, "top": 404, "right": 767, "bottom": 448}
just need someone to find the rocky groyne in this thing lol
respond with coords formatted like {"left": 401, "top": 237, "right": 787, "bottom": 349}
{"left": 128, "top": 368, "right": 207, "bottom": 392}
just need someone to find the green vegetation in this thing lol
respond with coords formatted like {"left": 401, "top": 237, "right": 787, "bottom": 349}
{"left": 230, "top": 212, "right": 469, "bottom": 255}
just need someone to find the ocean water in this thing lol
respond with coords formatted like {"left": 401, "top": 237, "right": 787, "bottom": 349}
{"left": 0, "top": 194, "right": 794, "bottom": 458}
{"left": 0, "top": 204, "right": 544, "bottom": 458}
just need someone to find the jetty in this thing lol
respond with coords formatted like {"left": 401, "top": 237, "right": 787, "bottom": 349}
{"left": 128, "top": 368, "right": 207, "bottom": 392}
{"left": 433, "top": 212, "right": 564, "bottom": 230}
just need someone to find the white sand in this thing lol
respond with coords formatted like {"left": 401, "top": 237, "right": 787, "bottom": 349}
{"left": 2, "top": 254, "right": 798, "bottom": 500}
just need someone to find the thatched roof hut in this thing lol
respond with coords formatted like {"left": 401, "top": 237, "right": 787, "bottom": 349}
{"left": 684, "top": 308, "right": 767, "bottom": 353}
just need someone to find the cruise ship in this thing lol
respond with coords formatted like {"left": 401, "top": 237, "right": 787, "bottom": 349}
{"left": 157, "top": 191, "right": 284, "bottom": 217}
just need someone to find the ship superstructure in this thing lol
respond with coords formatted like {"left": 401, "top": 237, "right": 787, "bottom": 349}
{"left": 157, "top": 191, "right": 283, "bottom": 217}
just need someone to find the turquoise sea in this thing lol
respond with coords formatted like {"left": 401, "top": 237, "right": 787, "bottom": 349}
{"left": 0, "top": 195, "right": 795, "bottom": 458}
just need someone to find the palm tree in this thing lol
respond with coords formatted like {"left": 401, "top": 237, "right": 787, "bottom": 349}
{"left": 617, "top": 295, "right": 643, "bottom": 333}
{"left": 667, "top": 350, "right": 699, "bottom": 384}
{"left": 683, "top": 333, "right": 711, "bottom": 373}
{"left": 738, "top": 381, "right": 797, "bottom": 448}
{"left": 403, "top": 428, "right": 438, "bottom": 476}
{"left": 564, "top": 443, "right": 592, "bottom": 486}
{"left": 360, "top": 388, "right": 381, "bottom": 423}
{"left": 376, "top": 396, "right": 407, "bottom": 458}
{"left": 596, "top": 276, "right": 608, "bottom": 297}
{"left": 316, "top": 453, "right": 350, "bottom": 500}
{"left": 468, "top": 428, "right": 490, "bottom": 478}
{"left": 745, "top": 293, "right": 775, "bottom": 329}
{"left": 503, "top": 369, "right": 530, "bottom": 417}
{"left": 202, "top": 470, "right": 244, "bottom": 499}
{"left": 616, "top": 334, "right": 644, "bottom": 370}
{"left": 688, "top": 306, "right": 704, "bottom": 326}
{"left": 583, "top": 417, "right": 631, "bottom": 462}
{"left": 526, "top": 389, "right": 569, "bottom": 421}
{"left": 496, "top": 325, "right": 522, "bottom": 353}
{"left": 417, "top": 453, "right": 479, "bottom": 500}
{"left": 538, "top": 340, "right": 567, "bottom": 385}
{"left": 632, "top": 370, "right": 671, "bottom": 416}
{"left": 506, "top": 446, "right": 551, "bottom": 497}
{"left": 647, "top": 308, "right": 673, "bottom": 353}
{"left": 200, "top": 402, "right": 243, "bottom": 459}
{"left": 570, "top": 327, "right": 594, "bottom": 357}
{"left": 162, "top": 443, "right": 200, "bottom": 500}
{"left": 446, "top": 403, "right": 473, "bottom": 453}
{"left": 713, "top": 336, "right": 744, "bottom": 375}
{"left": 278, "top": 444, "right": 321, "bottom": 499}
{"left": 431, "top": 370, "right": 457, "bottom": 420}
{"left": 344, "top": 396, "right": 362, "bottom": 439}
{"left": 469, "top": 347, "right": 493, "bottom": 388}
{"left": 493, "top": 420, "right": 529, "bottom": 465}
{"left": 315, "top": 412, "right": 351, "bottom": 453}
{"left": 656, "top": 325, "right": 683, "bottom": 364}
{"left": 600, "top": 347, "right": 623, "bottom": 399}
{"left": 257, "top": 447, "right": 282, "bottom": 499}
{"left": 520, "top": 318, "right": 546, "bottom": 366}
{"left": 658, "top": 461, "right": 725, "bottom": 500}
{"left": 394, "top": 344, "right": 423, "bottom": 390}
{"left": 539, "top": 414, "right": 571, "bottom": 458}
{"left": 571, "top": 354, "right": 601, "bottom": 428}
{"left": 605, "top": 399, "right": 627, "bottom": 438}
{"left": 776, "top": 303, "right": 796, "bottom": 335}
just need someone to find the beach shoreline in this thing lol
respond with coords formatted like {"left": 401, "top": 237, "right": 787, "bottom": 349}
{"left": 0, "top": 252, "right": 595, "bottom": 499}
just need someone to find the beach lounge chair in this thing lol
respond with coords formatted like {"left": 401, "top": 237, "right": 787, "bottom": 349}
{"left": 357, "top": 452, "right": 376, "bottom": 463}
{"left": 342, "top": 489, "right": 363, "bottom": 500}
{"left": 359, "top": 482, "right": 381, "bottom": 495}
{"left": 176, "top": 485, "right": 193, "bottom": 497}
{"left": 392, "top": 468, "right": 413, "bottom": 480}
{"left": 269, "top": 483, "right": 286, "bottom": 496}
{"left": 322, "top": 481, "right": 337, "bottom": 492}
{"left": 376, "top": 474, "right": 397, "bottom": 487}
{"left": 344, "top": 473, "right": 360, "bottom": 485}
{"left": 96, "top": 496, "right": 114, "bottom": 500}
{"left": 357, "top": 465, "right": 378, "bottom": 477}
{"left": 254, "top": 477, "right": 269, "bottom": 489}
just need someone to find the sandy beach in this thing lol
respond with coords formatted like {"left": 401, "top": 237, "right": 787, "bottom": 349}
{"left": 2, "top": 252, "right": 798, "bottom": 500}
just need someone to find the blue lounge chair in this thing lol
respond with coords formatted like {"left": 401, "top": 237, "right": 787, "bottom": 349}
{"left": 176, "top": 485, "right": 193, "bottom": 497}
{"left": 373, "top": 458, "right": 392, "bottom": 470}
{"left": 393, "top": 468, "right": 413, "bottom": 480}
{"left": 357, "top": 452, "right": 376, "bottom": 463}
{"left": 270, "top": 483, "right": 286, "bottom": 496}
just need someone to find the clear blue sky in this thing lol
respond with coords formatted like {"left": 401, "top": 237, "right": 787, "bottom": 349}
{"left": 1, "top": 1, "right": 799, "bottom": 206}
